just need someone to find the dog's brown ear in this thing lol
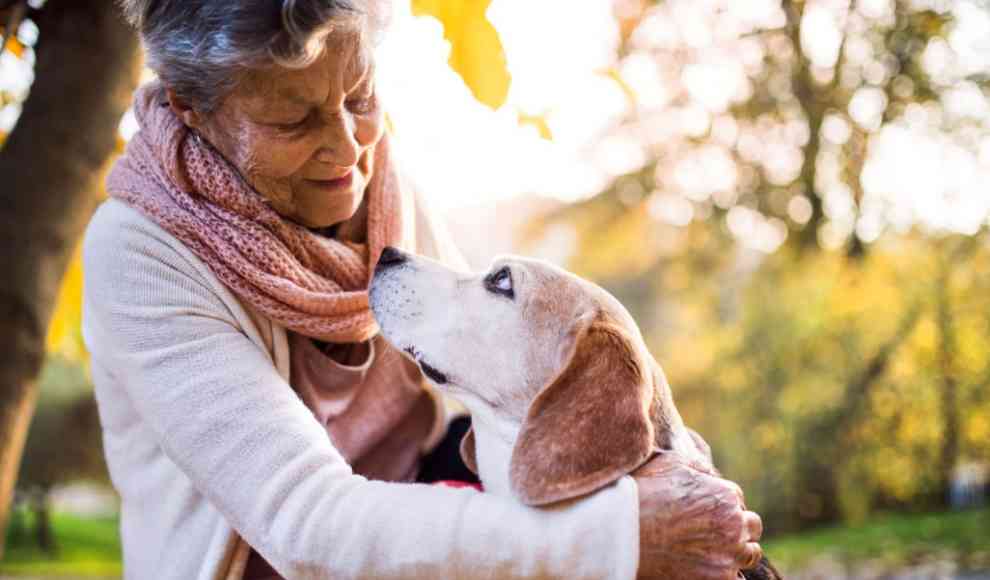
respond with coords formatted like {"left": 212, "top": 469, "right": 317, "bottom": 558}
{"left": 459, "top": 427, "right": 479, "bottom": 475}
{"left": 509, "top": 314, "right": 655, "bottom": 506}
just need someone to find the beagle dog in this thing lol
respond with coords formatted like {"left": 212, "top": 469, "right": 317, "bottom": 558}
{"left": 369, "top": 247, "right": 780, "bottom": 580}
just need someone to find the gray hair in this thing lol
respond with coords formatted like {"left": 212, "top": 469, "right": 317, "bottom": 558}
{"left": 119, "top": 1, "right": 390, "bottom": 113}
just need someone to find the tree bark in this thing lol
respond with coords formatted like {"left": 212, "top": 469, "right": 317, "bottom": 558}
{"left": 0, "top": 0, "right": 140, "bottom": 556}
{"left": 934, "top": 240, "right": 977, "bottom": 507}
{"left": 936, "top": 266, "right": 959, "bottom": 507}
{"left": 782, "top": 0, "right": 826, "bottom": 250}
{"left": 31, "top": 487, "right": 55, "bottom": 554}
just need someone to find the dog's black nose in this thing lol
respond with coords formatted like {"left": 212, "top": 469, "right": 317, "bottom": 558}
{"left": 376, "top": 246, "right": 407, "bottom": 271}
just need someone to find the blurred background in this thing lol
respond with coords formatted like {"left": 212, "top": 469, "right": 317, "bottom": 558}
{"left": 1, "top": 0, "right": 988, "bottom": 578}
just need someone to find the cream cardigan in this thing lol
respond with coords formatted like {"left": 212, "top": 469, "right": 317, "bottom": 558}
{"left": 81, "top": 197, "right": 640, "bottom": 580}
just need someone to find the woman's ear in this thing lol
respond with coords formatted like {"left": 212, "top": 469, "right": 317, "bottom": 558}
{"left": 509, "top": 313, "right": 656, "bottom": 506}
{"left": 165, "top": 88, "right": 206, "bottom": 129}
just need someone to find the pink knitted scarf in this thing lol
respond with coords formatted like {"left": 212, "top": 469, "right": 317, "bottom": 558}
{"left": 106, "top": 83, "right": 407, "bottom": 343}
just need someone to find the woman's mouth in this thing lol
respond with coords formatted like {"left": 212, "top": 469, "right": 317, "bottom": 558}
{"left": 306, "top": 171, "right": 354, "bottom": 191}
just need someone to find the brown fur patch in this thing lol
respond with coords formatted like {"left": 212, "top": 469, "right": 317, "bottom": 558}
{"left": 509, "top": 312, "right": 656, "bottom": 506}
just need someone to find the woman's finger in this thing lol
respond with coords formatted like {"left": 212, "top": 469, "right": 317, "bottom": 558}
{"left": 726, "top": 480, "right": 745, "bottom": 505}
{"left": 744, "top": 510, "right": 763, "bottom": 542}
{"left": 735, "top": 541, "right": 763, "bottom": 570}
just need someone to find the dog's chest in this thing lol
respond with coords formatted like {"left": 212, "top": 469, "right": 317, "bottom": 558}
{"left": 471, "top": 425, "right": 519, "bottom": 500}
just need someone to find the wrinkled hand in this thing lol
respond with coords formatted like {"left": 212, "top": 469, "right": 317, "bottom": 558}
{"left": 634, "top": 451, "right": 763, "bottom": 580}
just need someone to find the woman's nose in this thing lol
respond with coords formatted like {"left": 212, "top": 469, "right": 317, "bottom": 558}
{"left": 314, "top": 113, "right": 360, "bottom": 167}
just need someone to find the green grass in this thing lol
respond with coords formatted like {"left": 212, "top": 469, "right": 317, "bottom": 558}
{"left": 764, "top": 507, "right": 990, "bottom": 572}
{"left": 1, "top": 510, "right": 121, "bottom": 577}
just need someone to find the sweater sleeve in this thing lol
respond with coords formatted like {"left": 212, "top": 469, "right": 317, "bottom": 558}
{"left": 81, "top": 201, "right": 640, "bottom": 580}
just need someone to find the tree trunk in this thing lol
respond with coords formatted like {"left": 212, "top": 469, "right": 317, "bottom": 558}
{"left": 782, "top": 0, "right": 826, "bottom": 251}
{"left": 0, "top": 0, "right": 140, "bottom": 557}
{"left": 31, "top": 487, "right": 55, "bottom": 554}
{"left": 936, "top": 251, "right": 959, "bottom": 507}
{"left": 782, "top": 0, "right": 851, "bottom": 252}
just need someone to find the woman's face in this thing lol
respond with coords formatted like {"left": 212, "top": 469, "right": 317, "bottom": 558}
{"left": 188, "top": 30, "right": 384, "bottom": 228}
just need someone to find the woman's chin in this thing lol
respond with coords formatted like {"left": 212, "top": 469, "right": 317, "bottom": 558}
{"left": 295, "top": 184, "right": 365, "bottom": 228}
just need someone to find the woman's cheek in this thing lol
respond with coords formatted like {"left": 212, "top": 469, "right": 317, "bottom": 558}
{"left": 351, "top": 112, "right": 384, "bottom": 185}
{"left": 356, "top": 109, "right": 385, "bottom": 147}
{"left": 238, "top": 131, "right": 315, "bottom": 211}
{"left": 268, "top": 139, "right": 319, "bottom": 179}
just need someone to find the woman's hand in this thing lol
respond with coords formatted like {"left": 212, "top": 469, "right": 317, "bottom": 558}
{"left": 633, "top": 451, "right": 764, "bottom": 580}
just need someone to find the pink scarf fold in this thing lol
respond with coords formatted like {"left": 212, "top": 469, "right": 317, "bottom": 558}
{"left": 106, "top": 83, "right": 407, "bottom": 343}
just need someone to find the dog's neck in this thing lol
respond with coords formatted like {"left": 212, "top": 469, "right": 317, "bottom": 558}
{"left": 460, "top": 402, "right": 521, "bottom": 499}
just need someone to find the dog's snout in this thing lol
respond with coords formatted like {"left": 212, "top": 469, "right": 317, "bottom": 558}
{"left": 376, "top": 246, "right": 407, "bottom": 272}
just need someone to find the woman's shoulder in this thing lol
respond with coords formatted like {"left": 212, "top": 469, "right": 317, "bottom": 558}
{"left": 84, "top": 197, "right": 181, "bottom": 261}
{"left": 82, "top": 198, "right": 232, "bottom": 310}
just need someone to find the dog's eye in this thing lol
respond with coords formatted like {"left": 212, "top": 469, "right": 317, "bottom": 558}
{"left": 485, "top": 266, "right": 514, "bottom": 299}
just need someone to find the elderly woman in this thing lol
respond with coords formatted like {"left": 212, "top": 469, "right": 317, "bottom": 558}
{"left": 81, "top": 1, "right": 764, "bottom": 579}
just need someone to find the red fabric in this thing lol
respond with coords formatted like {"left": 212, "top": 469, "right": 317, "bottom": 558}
{"left": 433, "top": 480, "right": 484, "bottom": 491}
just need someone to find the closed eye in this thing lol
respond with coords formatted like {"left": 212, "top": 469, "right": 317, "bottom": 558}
{"left": 272, "top": 111, "right": 312, "bottom": 133}
{"left": 484, "top": 266, "right": 514, "bottom": 299}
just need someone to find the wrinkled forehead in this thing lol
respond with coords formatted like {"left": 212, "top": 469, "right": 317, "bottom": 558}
{"left": 233, "top": 29, "right": 373, "bottom": 112}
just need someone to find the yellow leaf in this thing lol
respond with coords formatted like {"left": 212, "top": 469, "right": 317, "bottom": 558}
{"left": 614, "top": 0, "right": 649, "bottom": 43}
{"left": 46, "top": 244, "right": 88, "bottom": 361}
{"left": 384, "top": 111, "right": 396, "bottom": 136}
{"left": 603, "top": 67, "right": 637, "bottom": 107}
{"left": 516, "top": 108, "right": 552, "bottom": 140}
{"left": 4, "top": 36, "right": 24, "bottom": 58}
{"left": 966, "top": 415, "right": 989, "bottom": 445}
{"left": 411, "top": 0, "right": 511, "bottom": 109}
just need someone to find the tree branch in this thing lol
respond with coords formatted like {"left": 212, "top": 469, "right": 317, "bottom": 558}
{"left": 0, "top": 0, "right": 140, "bottom": 556}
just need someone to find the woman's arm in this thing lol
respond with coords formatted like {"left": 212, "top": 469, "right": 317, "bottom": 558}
{"left": 82, "top": 201, "right": 639, "bottom": 580}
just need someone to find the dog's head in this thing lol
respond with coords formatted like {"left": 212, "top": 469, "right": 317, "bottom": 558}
{"left": 370, "top": 247, "right": 677, "bottom": 505}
